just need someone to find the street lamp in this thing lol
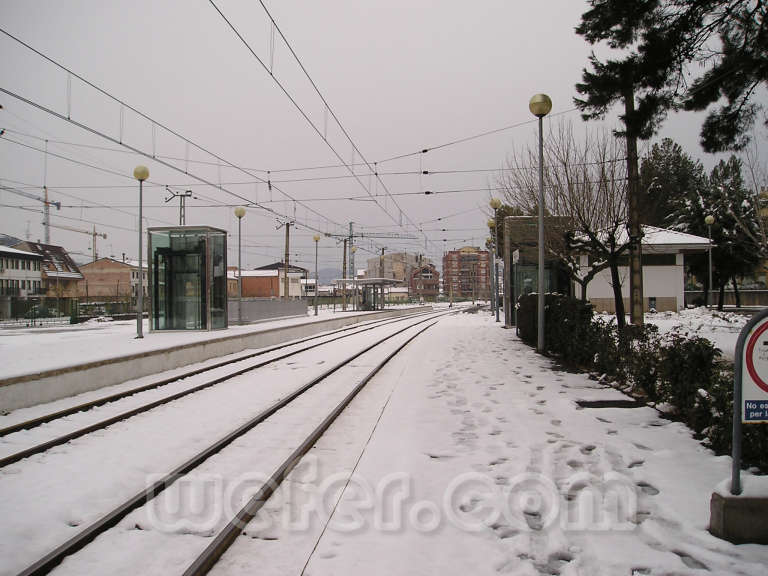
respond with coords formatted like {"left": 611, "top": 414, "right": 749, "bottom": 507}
{"left": 133, "top": 165, "right": 149, "bottom": 339}
{"left": 313, "top": 234, "right": 321, "bottom": 316}
{"left": 705, "top": 214, "right": 715, "bottom": 309}
{"left": 490, "top": 197, "right": 502, "bottom": 322}
{"left": 235, "top": 206, "right": 246, "bottom": 324}
{"left": 529, "top": 93, "right": 552, "bottom": 353}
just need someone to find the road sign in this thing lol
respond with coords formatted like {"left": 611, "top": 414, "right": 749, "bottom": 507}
{"left": 741, "top": 314, "right": 768, "bottom": 422}
{"left": 732, "top": 307, "right": 768, "bottom": 494}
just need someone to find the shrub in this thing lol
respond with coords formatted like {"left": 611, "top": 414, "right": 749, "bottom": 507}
{"left": 514, "top": 298, "right": 768, "bottom": 471}
{"left": 658, "top": 334, "right": 720, "bottom": 419}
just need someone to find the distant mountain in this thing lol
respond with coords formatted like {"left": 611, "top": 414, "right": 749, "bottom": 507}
{"left": 318, "top": 267, "right": 341, "bottom": 285}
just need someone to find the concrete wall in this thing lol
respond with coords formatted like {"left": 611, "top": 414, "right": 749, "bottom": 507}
{"left": 0, "top": 306, "right": 433, "bottom": 411}
{"left": 581, "top": 254, "right": 685, "bottom": 312}
{"left": 227, "top": 298, "right": 307, "bottom": 324}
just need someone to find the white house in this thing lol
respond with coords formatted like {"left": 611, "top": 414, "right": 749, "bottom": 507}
{"left": 578, "top": 226, "right": 710, "bottom": 313}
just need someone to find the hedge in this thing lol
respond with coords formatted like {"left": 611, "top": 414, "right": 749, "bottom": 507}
{"left": 516, "top": 293, "right": 768, "bottom": 472}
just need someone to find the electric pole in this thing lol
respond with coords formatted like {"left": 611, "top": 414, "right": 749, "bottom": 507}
{"left": 165, "top": 187, "right": 193, "bottom": 225}
{"left": 342, "top": 238, "right": 348, "bottom": 311}
{"left": 284, "top": 221, "right": 291, "bottom": 301}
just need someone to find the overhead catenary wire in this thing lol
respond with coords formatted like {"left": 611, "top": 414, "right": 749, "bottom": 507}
{"left": 0, "top": 27, "right": 344, "bottom": 236}
{"left": 208, "top": 1, "right": 418, "bottom": 241}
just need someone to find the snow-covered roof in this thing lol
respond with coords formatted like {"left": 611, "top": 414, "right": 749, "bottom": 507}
{"left": 580, "top": 225, "right": 710, "bottom": 253}
{"left": 122, "top": 259, "right": 148, "bottom": 270}
{"left": 0, "top": 245, "right": 41, "bottom": 258}
{"left": 46, "top": 271, "right": 84, "bottom": 279}
{"left": 241, "top": 270, "right": 278, "bottom": 277}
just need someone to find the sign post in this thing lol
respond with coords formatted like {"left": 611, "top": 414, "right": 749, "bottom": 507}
{"left": 732, "top": 308, "right": 768, "bottom": 495}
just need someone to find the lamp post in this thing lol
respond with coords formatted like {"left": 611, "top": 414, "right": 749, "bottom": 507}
{"left": 313, "top": 234, "right": 320, "bottom": 316}
{"left": 705, "top": 214, "right": 715, "bottom": 309}
{"left": 235, "top": 206, "right": 246, "bottom": 324}
{"left": 133, "top": 165, "right": 149, "bottom": 338}
{"left": 529, "top": 93, "right": 552, "bottom": 353}
{"left": 490, "top": 198, "right": 502, "bottom": 322}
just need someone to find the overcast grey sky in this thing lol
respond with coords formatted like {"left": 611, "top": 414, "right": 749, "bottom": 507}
{"left": 1, "top": 1, "right": 765, "bottom": 274}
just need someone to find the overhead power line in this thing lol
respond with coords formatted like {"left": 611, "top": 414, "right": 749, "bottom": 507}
{"left": 0, "top": 27, "right": 343, "bottom": 235}
{"left": 210, "top": 0, "right": 428, "bottom": 247}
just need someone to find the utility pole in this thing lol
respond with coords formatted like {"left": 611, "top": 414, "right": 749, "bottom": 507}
{"left": 165, "top": 187, "right": 193, "bottom": 225}
{"left": 283, "top": 222, "right": 291, "bottom": 301}
{"left": 348, "top": 222, "right": 355, "bottom": 281}
{"left": 342, "top": 238, "right": 348, "bottom": 311}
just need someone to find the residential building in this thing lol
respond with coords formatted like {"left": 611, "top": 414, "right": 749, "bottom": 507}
{"left": 442, "top": 247, "right": 490, "bottom": 300}
{"left": 78, "top": 257, "right": 139, "bottom": 300}
{"left": 13, "top": 241, "right": 83, "bottom": 298}
{"left": 409, "top": 263, "right": 440, "bottom": 301}
{"left": 366, "top": 252, "right": 422, "bottom": 282}
{"left": 0, "top": 245, "right": 43, "bottom": 298}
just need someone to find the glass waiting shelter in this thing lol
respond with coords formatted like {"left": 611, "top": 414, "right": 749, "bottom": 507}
{"left": 148, "top": 226, "right": 227, "bottom": 331}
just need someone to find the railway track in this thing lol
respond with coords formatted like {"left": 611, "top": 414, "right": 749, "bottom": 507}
{"left": 0, "top": 309, "right": 439, "bottom": 468}
{"left": 7, "top": 310, "right": 450, "bottom": 576}
{"left": 0, "top": 310, "right": 435, "bottom": 439}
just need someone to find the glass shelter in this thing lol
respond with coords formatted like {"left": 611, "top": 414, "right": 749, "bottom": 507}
{"left": 148, "top": 226, "right": 227, "bottom": 331}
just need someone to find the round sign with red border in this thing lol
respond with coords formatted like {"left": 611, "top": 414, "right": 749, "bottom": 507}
{"left": 745, "top": 321, "right": 768, "bottom": 394}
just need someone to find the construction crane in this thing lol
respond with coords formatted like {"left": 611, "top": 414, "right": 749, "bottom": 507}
{"left": 48, "top": 223, "right": 107, "bottom": 262}
{"left": 0, "top": 184, "right": 60, "bottom": 243}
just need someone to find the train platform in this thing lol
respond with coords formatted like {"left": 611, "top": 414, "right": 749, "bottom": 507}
{"left": 0, "top": 305, "right": 433, "bottom": 412}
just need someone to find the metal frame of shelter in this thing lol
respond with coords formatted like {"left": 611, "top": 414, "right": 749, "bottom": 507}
{"left": 332, "top": 277, "right": 403, "bottom": 311}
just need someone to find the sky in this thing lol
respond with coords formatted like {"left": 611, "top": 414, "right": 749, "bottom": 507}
{"left": 1, "top": 0, "right": 765, "bottom": 275}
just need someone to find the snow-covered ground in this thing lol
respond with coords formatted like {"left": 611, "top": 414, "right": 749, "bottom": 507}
{"left": 0, "top": 305, "right": 423, "bottom": 380}
{"left": 602, "top": 307, "right": 751, "bottom": 360}
{"left": 1, "top": 309, "right": 767, "bottom": 575}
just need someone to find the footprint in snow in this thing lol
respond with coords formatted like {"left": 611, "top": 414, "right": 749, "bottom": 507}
{"left": 580, "top": 444, "right": 596, "bottom": 455}
{"left": 636, "top": 481, "right": 659, "bottom": 495}
{"left": 628, "top": 460, "right": 644, "bottom": 468}
{"left": 673, "top": 551, "right": 707, "bottom": 570}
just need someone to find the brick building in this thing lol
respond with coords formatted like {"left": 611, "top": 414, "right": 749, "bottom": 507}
{"left": 442, "top": 247, "right": 490, "bottom": 300}
{"left": 409, "top": 263, "right": 440, "bottom": 301}
{"left": 78, "top": 257, "right": 139, "bottom": 300}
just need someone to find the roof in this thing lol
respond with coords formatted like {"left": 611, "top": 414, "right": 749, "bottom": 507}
{"left": 254, "top": 262, "right": 308, "bottom": 274}
{"left": 0, "top": 245, "right": 42, "bottom": 258}
{"left": 577, "top": 225, "right": 710, "bottom": 254}
{"left": 80, "top": 257, "right": 134, "bottom": 269}
{"left": 640, "top": 226, "right": 710, "bottom": 250}
{"left": 12, "top": 241, "right": 83, "bottom": 279}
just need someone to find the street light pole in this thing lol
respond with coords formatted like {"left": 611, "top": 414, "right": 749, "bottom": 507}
{"left": 490, "top": 198, "right": 502, "bottom": 322}
{"left": 133, "top": 165, "right": 149, "bottom": 339}
{"left": 313, "top": 234, "right": 320, "bottom": 316}
{"left": 705, "top": 214, "right": 715, "bottom": 309}
{"left": 235, "top": 207, "right": 246, "bottom": 324}
{"left": 529, "top": 94, "right": 552, "bottom": 353}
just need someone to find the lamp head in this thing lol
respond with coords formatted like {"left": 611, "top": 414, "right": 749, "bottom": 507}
{"left": 489, "top": 198, "right": 502, "bottom": 210}
{"left": 529, "top": 94, "right": 552, "bottom": 118}
{"left": 487, "top": 219, "right": 496, "bottom": 229}
{"left": 234, "top": 206, "right": 246, "bottom": 219}
{"left": 705, "top": 214, "right": 715, "bottom": 225}
{"left": 313, "top": 234, "right": 321, "bottom": 242}
{"left": 133, "top": 165, "right": 149, "bottom": 181}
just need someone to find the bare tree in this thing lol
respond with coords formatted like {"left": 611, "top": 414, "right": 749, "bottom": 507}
{"left": 498, "top": 121, "right": 631, "bottom": 328}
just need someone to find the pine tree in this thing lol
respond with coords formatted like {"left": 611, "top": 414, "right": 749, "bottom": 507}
{"left": 640, "top": 138, "right": 708, "bottom": 228}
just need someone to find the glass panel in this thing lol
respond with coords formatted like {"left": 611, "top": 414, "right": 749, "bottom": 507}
{"left": 210, "top": 231, "right": 227, "bottom": 329}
